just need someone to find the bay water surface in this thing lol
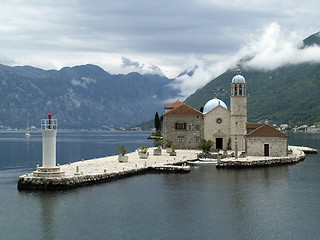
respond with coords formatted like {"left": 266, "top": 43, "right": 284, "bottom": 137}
{"left": 0, "top": 131, "right": 319, "bottom": 240}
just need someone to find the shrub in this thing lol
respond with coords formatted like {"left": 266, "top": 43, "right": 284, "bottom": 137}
{"left": 198, "top": 139, "right": 213, "bottom": 153}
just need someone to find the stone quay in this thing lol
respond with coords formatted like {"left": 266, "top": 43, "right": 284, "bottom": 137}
{"left": 18, "top": 148, "right": 200, "bottom": 190}
{"left": 216, "top": 146, "right": 310, "bottom": 168}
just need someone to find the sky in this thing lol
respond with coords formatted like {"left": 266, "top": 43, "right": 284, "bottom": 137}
{"left": 1, "top": 0, "right": 320, "bottom": 98}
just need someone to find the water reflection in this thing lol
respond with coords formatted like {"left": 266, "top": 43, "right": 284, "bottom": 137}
{"left": 39, "top": 192, "right": 57, "bottom": 240}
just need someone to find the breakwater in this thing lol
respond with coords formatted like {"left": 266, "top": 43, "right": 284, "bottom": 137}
{"left": 216, "top": 146, "right": 309, "bottom": 168}
{"left": 216, "top": 154, "right": 306, "bottom": 168}
{"left": 18, "top": 148, "right": 198, "bottom": 190}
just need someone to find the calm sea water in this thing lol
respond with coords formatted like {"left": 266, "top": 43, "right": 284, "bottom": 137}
{"left": 0, "top": 131, "right": 319, "bottom": 240}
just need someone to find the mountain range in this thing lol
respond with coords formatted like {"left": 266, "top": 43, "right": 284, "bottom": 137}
{"left": 184, "top": 63, "right": 320, "bottom": 126}
{"left": 0, "top": 64, "right": 178, "bottom": 129}
{"left": 184, "top": 32, "right": 320, "bottom": 127}
{"left": 1, "top": 31, "right": 320, "bottom": 130}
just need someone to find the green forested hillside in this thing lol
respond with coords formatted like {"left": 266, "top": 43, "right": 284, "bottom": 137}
{"left": 184, "top": 63, "right": 320, "bottom": 126}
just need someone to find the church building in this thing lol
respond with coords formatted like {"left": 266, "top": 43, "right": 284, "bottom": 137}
{"left": 162, "top": 70, "right": 288, "bottom": 157}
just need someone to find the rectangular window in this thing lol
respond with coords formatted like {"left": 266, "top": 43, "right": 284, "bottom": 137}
{"left": 195, "top": 124, "right": 200, "bottom": 131}
{"left": 175, "top": 122, "right": 186, "bottom": 129}
{"left": 178, "top": 138, "right": 183, "bottom": 145}
{"left": 187, "top": 124, "right": 192, "bottom": 130}
{"left": 195, "top": 138, "right": 200, "bottom": 144}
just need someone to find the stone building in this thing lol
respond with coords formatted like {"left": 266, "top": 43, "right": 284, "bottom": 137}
{"left": 161, "top": 70, "right": 288, "bottom": 157}
{"left": 245, "top": 123, "right": 288, "bottom": 157}
{"left": 203, "top": 99, "right": 231, "bottom": 150}
{"left": 162, "top": 101, "right": 204, "bottom": 149}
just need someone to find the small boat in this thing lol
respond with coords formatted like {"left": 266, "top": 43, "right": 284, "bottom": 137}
{"left": 25, "top": 113, "right": 30, "bottom": 138}
{"left": 187, "top": 158, "right": 218, "bottom": 166}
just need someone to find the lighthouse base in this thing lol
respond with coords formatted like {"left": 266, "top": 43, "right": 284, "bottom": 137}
{"left": 33, "top": 167, "right": 65, "bottom": 178}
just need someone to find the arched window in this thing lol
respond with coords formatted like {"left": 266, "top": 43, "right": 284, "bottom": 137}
{"left": 239, "top": 84, "right": 242, "bottom": 95}
{"left": 234, "top": 85, "right": 238, "bottom": 96}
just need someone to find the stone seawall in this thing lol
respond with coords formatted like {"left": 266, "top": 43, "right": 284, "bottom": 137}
{"left": 216, "top": 153, "right": 306, "bottom": 169}
{"left": 18, "top": 165, "right": 191, "bottom": 190}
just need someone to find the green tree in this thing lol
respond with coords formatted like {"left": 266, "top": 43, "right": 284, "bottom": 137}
{"left": 154, "top": 112, "right": 161, "bottom": 131}
{"left": 198, "top": 139, "right": 213, "bottom": 153}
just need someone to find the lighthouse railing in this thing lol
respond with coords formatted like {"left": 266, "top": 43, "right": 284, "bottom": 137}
{"left": 41, "top": 119, "right": 58, "bottom": 131}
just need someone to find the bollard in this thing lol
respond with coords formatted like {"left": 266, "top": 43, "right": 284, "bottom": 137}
{"left": 135, "top": 164, "right": 137, "bottom": 168}
{"left": 82, "top": 159, "right": 84, "bottom": 162}
{"left": 76, "top": 166, "right": 79, "bottom": 173}
{"left": 36, "top": 164, "right": 39, "bottom": 171}
{"left": 104, "top": 169, "right": 106, "bottom": 173}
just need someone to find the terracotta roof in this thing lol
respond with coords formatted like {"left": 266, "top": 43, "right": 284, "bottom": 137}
{"left": 246, "top": 122, "right": 264, "bottom": 129}
{"left": 164, "top": 100, "right": 184, "bottom": 109}
{"left": 245, "top": 124, "right": 288, "bottom": 137}
{"left": 163, "top": 104, "right": 203, "bottom": 115}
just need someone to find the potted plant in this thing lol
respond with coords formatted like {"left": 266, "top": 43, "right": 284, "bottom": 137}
{"left": 223, "top": 148, "right": 228, "bottom": 155}
{"left": 117, "top": 145, "right": 128, "bottom": 162}
{"left": 165, "top": 140, "right": 173, "bottom": 153}
{"left": 139, "top": 145, "right": 149, "bottom": 159}
{"left": 169, "top": 143, "right": 177, "bottom": 156}
{"left": 153, "top": 140, "right": 163, "bottom": 156}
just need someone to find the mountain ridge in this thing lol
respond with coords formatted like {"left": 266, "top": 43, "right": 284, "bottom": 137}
{"left": 0, "top": 64, "right": 179, "bottom": 129}
{"left": 183, "top": 31, "right": 320, "bottom": 127}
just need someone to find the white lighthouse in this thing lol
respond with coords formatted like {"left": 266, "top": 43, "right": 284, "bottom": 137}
{"left": 33, "top": 114, "right": 64, "bottom": 178}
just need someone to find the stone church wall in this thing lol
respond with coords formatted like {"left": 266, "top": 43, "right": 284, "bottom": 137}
{"left": 204, "top": 106, "right": 231, "bottom": 149}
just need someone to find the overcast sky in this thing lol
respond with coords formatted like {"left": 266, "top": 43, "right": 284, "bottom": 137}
{"left": 1, "top": 0, "right": 320, "bottom": 97}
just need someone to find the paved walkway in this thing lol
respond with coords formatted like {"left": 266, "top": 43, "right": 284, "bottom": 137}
{"left": 57, "top": 148, "right": 200, "bottom": 177}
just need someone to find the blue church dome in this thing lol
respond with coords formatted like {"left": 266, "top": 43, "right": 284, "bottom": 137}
{"left": 232, "top": 74, "right": 245, "bottom": 83}
{"left": 203, "top": 98, "right": 228, "bottom": 114}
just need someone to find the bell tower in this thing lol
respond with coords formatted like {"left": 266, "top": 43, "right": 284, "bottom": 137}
{"left": 230, "top": 69, "right": 247, "bottom": 152}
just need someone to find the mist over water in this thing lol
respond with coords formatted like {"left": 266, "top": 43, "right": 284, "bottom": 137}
{"left": 0, "top": 131, "right": 319, "bottom": 240}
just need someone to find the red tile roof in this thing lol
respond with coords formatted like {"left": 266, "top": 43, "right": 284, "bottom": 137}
{"left": 245, "top": 123, "right": 288, "bottom": 137}
{"left": 163, "top": 103, "right": 202, "bottom": 115}
{"left": 164, "top": 100, "right": 184, "bottom": 109}
{"left": 246, "top": 122, "right": 264, "bottom": 129}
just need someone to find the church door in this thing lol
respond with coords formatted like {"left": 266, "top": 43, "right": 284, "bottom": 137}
{"left": 216, "top": 138, "right": 223, "bottom": 149}
{"left": 264, "top": 144, "right": 269, "bottom": 156}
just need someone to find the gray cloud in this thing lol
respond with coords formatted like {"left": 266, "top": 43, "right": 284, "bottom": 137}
{"left": 170, "top": 22, "right": 320, "bottom": 99}
{"left": 121, "top": 57, "right": 140, "bottom": 68}
{"left": 0, "top": 0, "right": 319, "bottom": 82}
